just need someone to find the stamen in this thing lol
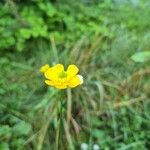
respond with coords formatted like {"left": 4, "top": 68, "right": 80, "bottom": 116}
{"left": 59, "top": 71, "right": 67, "bottom": 78}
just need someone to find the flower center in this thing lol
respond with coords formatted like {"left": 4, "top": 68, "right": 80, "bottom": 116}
{"left": 59, "top": 71, "right": 67, "bottom": 78}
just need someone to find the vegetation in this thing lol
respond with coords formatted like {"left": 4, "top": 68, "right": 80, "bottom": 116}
{"left": 0, "top": 0, "right": 150, "bottom": 149}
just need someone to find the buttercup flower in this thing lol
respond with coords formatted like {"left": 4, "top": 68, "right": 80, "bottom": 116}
{"left": 40, "top": 64, "right": 83, "bottom": 89}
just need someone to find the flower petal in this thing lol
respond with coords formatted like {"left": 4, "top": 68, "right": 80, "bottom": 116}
{"left": 55, "top": 84, "right": 67, "bottom": 89}
{"left": 52, "top": 64, "right": 64, "bottom": 73}
{"left": 67, "top": 65, "right": 79, "bottom": 78}
{"left": 40, "top": 64, "right": 50, "bottom": 73}
{"left": 45, "top": 80, "right": 54, "bottom": 86}
{"left": 44, "top": 64, "right": 64, "bottom": 80}
{"left": 77, "top": 75, "right": 83, "bottom": 84}
{"left": 68, "top": 75, "right": 81, "bottom": 88}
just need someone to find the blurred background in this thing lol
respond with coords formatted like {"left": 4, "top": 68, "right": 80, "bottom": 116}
{"left": 0, "top": 0, "right": 150, "bottom": 150}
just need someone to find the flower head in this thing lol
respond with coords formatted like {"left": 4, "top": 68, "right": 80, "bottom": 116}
{"left": 40, "top": 64, "right": 83, "bottom": 89}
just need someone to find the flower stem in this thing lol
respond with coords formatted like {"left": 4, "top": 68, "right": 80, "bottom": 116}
{"left": 55, "top": 99, "right": 63, "bottom": 150}
{"left": 55, "top": 120, "right": 60, "bottom": 150}
{"left": 67, "top": 88, "right": 72, "bottom": 128}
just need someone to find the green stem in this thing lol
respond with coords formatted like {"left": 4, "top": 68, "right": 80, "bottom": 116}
{"left": 67, "top": 88, "right": 72, "bottom": 128}
{"left": 55, "top": 120, "right": 60, "bottom": 150}
{"left": 55, "top": 99, "right": 63, "bottom": 150}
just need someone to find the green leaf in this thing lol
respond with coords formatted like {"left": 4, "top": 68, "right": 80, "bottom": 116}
{"left": 131, "top": 51, "right": 150, "bottom": 63}
{"left": 0, "top": 142, "right": 9, "bottom": 150}
{"left": 12, "top": 121, "right": 31, "bottom": 136}
{"left": 91, "top": 129, "right": 106, "bottom": 139}
{"left": 11, "top": 138, "right": 25, "bottom": 148}
{"left": 19, "top": 29, "right": 31, "bottom": 39}
{"left": 0, "top": 125, "right": 11, "bottom": 139}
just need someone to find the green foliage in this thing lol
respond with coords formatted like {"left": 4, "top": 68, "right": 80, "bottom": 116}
{"left": 131, "top": 51, "right": 150, "bottom": 63}
{"left": 0, "top": 125, "right": 11, "bottom": 140}
{"left": 0, "top": 142, "right": 9, "bottom": 150}
{"left": 12, "top": 121, "right": 31, "bottom": 136}
{"left": 0, "top": 0, "right": 114, "bottom": 51}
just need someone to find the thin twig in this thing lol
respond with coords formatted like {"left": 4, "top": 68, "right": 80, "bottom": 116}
{"left": 71, "top": 116, "right": 80, "bottom": 136}
{"left": 113, "top": 96, "right": 146, "bottom": 108}
{"left": 63, "top": 119, "right": 75, "bottom": 150}
{"left": 95, "top": 96, "right": 146, "bottom": 116}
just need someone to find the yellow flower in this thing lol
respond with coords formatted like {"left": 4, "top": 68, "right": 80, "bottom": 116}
{"left": 40, "top": 64, "right": 83, "bottom": 89}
